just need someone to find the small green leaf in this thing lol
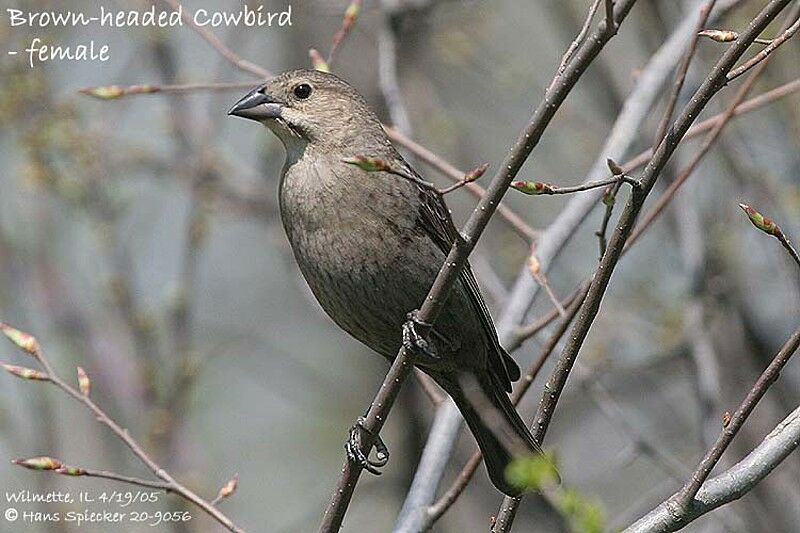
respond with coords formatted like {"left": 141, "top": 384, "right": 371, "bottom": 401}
{"left": 556, "top": 488, "right": 606, "bottom": 533}
{"left": 505, "top": 453, "right": 559, "bottom": 491}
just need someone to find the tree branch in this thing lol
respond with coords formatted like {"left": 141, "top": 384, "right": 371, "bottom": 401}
{"left": 726, "top": 14, "right": 800, "bottom": 81}
{"left": 491, "top": 1, "right": 794, "bottom": 530}
{"left": 674, "top": 327, "right": 800, "bottom": 510}
{"left": 624, "top": 394, "right": 800, "bottom": 532}
{"left": 393, "top": 3, "right": 723, "bottom": 529}
{"left": 0, "top": 324, "right": 245, "bottom": 533}
{"left": 321, "top": 2, "right": 640, "bottom": 531}
{"left": 653, "top": 0, "right": 718, "bottom": 147}
{"left": 158, "top": 0, "right": 271, "bottom": 79}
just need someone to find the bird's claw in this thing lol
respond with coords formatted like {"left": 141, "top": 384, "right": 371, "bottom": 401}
{"left": 345, "top": 417, "right": 389, "bottom": 475}
{"left": 402, "top": 310, "right": 440, "bottom": 360}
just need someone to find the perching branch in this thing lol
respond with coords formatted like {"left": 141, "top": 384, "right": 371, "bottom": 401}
{"left": 320, "top": 2, "right": 639, "bottom": 531}
{"left": 0, "top": 323, "right": 245, "bottom": 533}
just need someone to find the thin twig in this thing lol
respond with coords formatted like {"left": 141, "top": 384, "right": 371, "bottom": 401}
{"left": 509, "top": 284, "right": 587, "bottom": 352}
{"left": 58, "top": 467, "right": 175, "bottom": 492}
{"left": 2, "top": 333, "right": 245, "bottom": 533}
{"left": 79, "top": 81, "right": 257, "bottom": 100}
{"left": 624, "top": 404, "right": 800, "bottom": 533}
{"left": 158, "top": 0, "right": 271, "bottom": 79}
{"left": 512, "top": 173, "right": 639, "bottom": 196}
{"left": 557, "top": 0, "right": 603, "bottom": 76}
{"left": 438, "top": 164, "right": 490, "bottom": 195}
{"left": 654, "top": 0, "right": 718, "bottom": 147}
{"left": 529, "top": 267, "right": 567, "bottom": 318}
{"left": 726, "top": 15, "right": 800, "bottom": 81}
{"left": 327, "top": 0, "right": 363, "bottom": 68}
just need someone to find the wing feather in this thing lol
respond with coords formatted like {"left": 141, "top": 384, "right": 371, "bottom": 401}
{"left": 410, "top": 169, "right": 519, "bottom": 392}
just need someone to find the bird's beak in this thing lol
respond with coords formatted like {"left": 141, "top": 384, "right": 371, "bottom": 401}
{"left": 228, "top": 88, "right": 284, "bottom": 121}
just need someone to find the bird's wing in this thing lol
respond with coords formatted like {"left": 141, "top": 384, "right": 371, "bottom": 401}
{"left": 413, "top": 176, "right": 520, "bottom": 392}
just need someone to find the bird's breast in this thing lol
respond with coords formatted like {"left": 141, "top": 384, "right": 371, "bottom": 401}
{"left": 278, "top": 156, "right": 442, "bottom": 357}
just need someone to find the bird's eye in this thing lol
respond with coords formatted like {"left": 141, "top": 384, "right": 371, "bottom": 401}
{"left": 293, "top": 83, "right": 313, "bottom": 99}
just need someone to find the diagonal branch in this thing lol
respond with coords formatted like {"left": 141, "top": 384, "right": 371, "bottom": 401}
{"left": 491, "top": 1, "right": 794, "bottom": 530}
{"left": 158, "top": 0, "right": 271, "bottom": 79}
{"left": 653, "top": 0, "right": 718, "bottom": 147}
{"left": 673, "top": 327, "right": 800, "bottom": 510}
{"left": 393, "top": 2, "right": 724, "bottom": 529}
{"left": 623, "top": 402, "right": 800, "bottom": 533}
{"left": 726, "top": 14, "right": 800, "bottom": 81}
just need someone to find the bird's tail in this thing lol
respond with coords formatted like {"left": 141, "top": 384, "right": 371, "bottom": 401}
{"left": 440, "top": 372, "right": 542, "bottom": 496}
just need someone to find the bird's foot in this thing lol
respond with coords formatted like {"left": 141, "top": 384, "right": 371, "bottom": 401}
{"left": 402, "top": 310, "right": 440, "bottom": 361}
{"left": 345, "top": 417, "right": 390, "bottom": 475}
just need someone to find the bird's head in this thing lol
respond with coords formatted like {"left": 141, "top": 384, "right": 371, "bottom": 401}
{"left": 228, "top": 69, "right": 386, "bottom": 152}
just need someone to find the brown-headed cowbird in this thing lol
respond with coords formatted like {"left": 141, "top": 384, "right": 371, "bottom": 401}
{"left": 229, "top": 69, "right": 538, "bottom": 495}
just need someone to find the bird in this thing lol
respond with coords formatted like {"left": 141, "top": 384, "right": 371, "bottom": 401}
{"left": 228, "top": 69, "right": 540, "bottom": 495}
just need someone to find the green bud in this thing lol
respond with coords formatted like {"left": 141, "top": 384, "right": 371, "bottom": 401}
{"left": 56, "top": 465, "right": 86, "bottom": 476}
{"left": 739, "top": 203, "right": 782, "bottom": 237}
{"left": 77, "top": 366, "right": 91, "bottom": 396}
{"left": 698, "top": 29, "right": 739, "bottom": 42}
{"left": 343, "top": 156, "right": 390, "bottom": 172}
{"left": 511, "top": 181, "right": 553, "bottom": 195}
{"left": 0, "top": 323, "right": 41, "bottom": 356}
{"left": 12, "top": 456, "right": 63, "bottom": 471}
{"left": 2, "top": 364, "right": 49, "bottom": 381}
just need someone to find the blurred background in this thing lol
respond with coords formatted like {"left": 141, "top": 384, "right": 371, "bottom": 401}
{"left": 0, "top": 0, "right": 799, "bottom": 531}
